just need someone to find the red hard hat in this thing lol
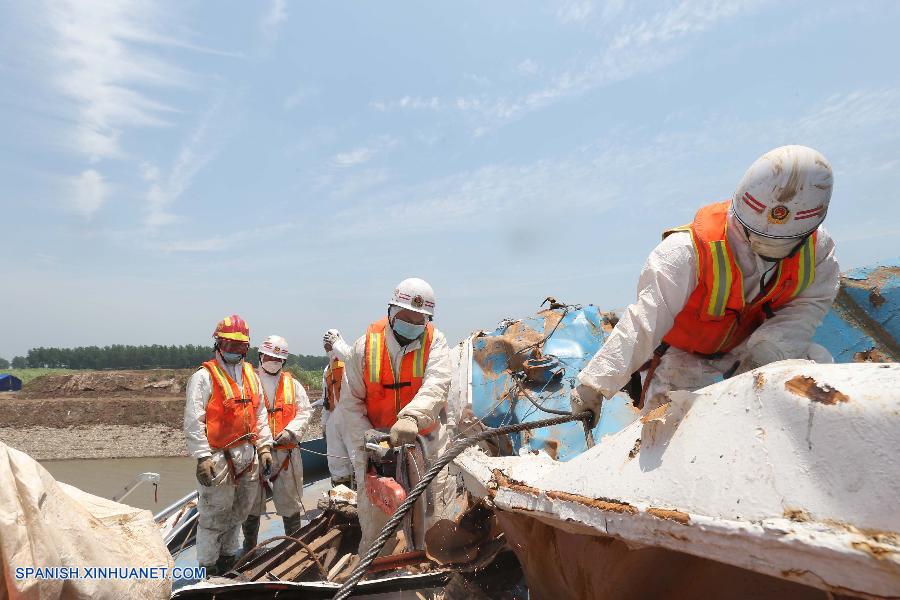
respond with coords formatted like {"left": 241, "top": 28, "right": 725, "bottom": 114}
{"left": 213, "top": 315, "right": 250, "bottom": 343}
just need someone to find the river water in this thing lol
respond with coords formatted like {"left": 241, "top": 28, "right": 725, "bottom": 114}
{"left": 40, "top": 456, "right": 197, "bottom": 513}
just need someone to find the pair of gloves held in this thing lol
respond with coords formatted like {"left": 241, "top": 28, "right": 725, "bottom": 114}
{"left": 195, "top": 429, "right": 294, "bottom": 486}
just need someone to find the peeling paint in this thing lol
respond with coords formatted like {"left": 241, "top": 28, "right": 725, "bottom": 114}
{"left": 492, "top": 470, "right": 540, "bottom": 497}
{"left": 784, "top": 508, "right": 811, "bottom": 522}
{"left": 851, "top": 540, "right": 897, "bottom": 561}
{"left": 640, "top": 403, "right": 669, "bottom": 424}
{"left": 784, "top": 376, "right": 849, "bottom": 405}
{"left": 753, "top": 372, "right": 766, "bottom": 389}
{"left": 646, "top": 507, "right": 690, "bottom": 524}
{"left": 627, "top": 438, "right": 641, "bottom": 460}
{"left": 544, "top": 489, "right": 638, "bottom": 515}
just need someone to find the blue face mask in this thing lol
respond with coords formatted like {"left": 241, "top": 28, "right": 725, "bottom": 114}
{"left": 392, "top": 318, "right": 426, "bottom": 341}
{"left": 220, "top": 351, "right": 243, "bottom": 364}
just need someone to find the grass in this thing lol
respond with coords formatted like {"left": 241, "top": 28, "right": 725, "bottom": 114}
{"left": 0, "top": 368, "right": 79, "bottom": 385}
{"left": 289, "top": 368, "right": 323, "bottom": 392}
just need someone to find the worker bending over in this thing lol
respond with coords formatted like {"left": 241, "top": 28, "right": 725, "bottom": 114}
{"left": 574, "top": 145, "right": 840, "bottom": 424}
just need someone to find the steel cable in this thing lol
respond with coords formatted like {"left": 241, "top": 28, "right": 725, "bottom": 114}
{"left": 332, "top": 410, "right": 591, "bottom": 600}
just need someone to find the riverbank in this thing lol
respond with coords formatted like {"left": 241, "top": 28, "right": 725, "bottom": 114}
{"left": 0, "top": 406, "right": 323, "bottom": 460}
{"left": 0, "top": 368, "right": 325, "bottom": 461}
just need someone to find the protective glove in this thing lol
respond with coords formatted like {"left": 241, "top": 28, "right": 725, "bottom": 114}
{"left": 274, "top": 429, "right": 295, "bottom": 446}
{"left": 323, "top": 329, "right": 342, "bottom": 351}
{"left": 390, "top": 415, "right": 419, "bottom": 446}
{"left": 571, "top": 383, "right": 603, "bottom": 429}
{"left": 734, "top": 340, "right": 785, "bottom": 376}
{"left": 196, "top": 456, "right": 216, "bottom": 487}
{"left": 258, "top": 447, "right": 273, "bottom": 477}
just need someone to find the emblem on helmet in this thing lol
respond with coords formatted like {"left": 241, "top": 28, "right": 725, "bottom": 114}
{"left": 768, "top": 205, "right": 790, "bottom": 224}
{"left": 412, "top": 294, "right": 425, "bottom": 308}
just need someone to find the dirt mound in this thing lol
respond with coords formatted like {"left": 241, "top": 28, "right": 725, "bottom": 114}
{"left": 24, "top": 369, "right": 193, "bottom": 398}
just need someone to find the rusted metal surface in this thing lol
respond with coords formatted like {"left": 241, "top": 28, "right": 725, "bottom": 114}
{"left": 465, "top": 304, "right": 639, "bottom": 462}
{"left": 785, "top": 375, "right": 850, "bottom": 405}
{"left": 496, "top": 511, "right": 850, "bottom": 600}
{"left": 814, "top": 262, "right": 900, "bottom": 363}
{"left": 456, "top": 362, "right": 900, "bottom": 598}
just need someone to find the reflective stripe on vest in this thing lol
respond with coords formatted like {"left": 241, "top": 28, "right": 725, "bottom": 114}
{"left": 267, "top": 371, "right": 298, "bottom": 449}
{"left": 661, "top": 200, "right": 817, "bottom": 356}
{"left": 363, "top": 318, "right": 436, "bottom": 435}
{"left": 707, "top": 240, "right": 734, "bottom": 318}
{"left": 202, "top": 360, "right": 260, "bottom": 451}
{"left": 793, "top": 235, "right": 815, "bottom": 297}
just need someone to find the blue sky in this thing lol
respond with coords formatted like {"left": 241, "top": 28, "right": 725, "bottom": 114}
{"left": 1, "top": 0, "right": 898, "bottom": 360}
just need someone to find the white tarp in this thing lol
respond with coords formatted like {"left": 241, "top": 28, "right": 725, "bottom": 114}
{"left": 0, "top": 442, "right": 172, "bottom": 600}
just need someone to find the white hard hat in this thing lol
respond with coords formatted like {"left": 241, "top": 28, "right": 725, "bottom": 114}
{"left": 732, "top": 145, "right": 833, "bottom": 239}
{"left": 259, "top": 335, "right": 289, "bottom": 360}
{"left": 389, "top": 277, "right": 435, "bottom": 316}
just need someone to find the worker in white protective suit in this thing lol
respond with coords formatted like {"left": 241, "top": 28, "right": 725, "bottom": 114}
{"left": 321, "top": 329, "right": 354, "bottom": 487}
{"left": 184, "top": 314, "right": 274, "bottom": 576}
{"left": 242, "top": 335, "right": 313, "bottom": 554}
{"left": 335, "top": 277, "right": 454, "bottom": 554}
{"left": 573, "top": 145, "right": 841, "bottom": 425}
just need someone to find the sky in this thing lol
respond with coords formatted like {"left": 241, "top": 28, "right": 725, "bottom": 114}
{"left": 1, "top": 0, "right": 899, "bottom": 360}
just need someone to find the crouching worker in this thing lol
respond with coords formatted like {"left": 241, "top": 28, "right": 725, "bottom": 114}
{"left": 242, "top": 335, "right": 313, "bottom": 553}
{"left": 573, "top": 146, "right": 840, "bottom": 426}
{"left": 184, "top": 315, "right": 274, "bottom": 576}
{"left": 335, "top": 278, "right": 454, "bottom": 554}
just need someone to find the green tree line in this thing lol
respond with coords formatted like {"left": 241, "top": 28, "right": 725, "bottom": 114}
{"left": 8, "top": 345, "right": 328, "bottom": 371}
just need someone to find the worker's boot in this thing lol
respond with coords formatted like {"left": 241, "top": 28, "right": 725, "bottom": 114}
{"left": 215, "top": 554, "right": 236, "bottom": 575}
{"left": 283, "top": 512, "right": 305, "bottom": 537}
{"left": 201, "top": 564, "right": 219, "bottom": 578}
{"left": 242, "top": 515, "right": 260, "bottom": 555}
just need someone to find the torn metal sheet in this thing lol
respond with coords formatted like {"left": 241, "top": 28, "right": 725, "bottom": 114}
{"left": 456, "top": 362, "right": 900, "bottom": 598}
{"left": 467, "top": 304, "right": 639, "bottom": 461}
{"left": 813, "top": 262, "right": 900, "bottom": 362}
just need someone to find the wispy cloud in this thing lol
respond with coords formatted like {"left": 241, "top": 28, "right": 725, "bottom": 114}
{"left": 143, "top": 99, "right": 227, "bottom": 228}
{"left": 330, "top": 136, "right": 398, "bottom": 168}
{"left": 374, "top": 0, "right": 765, "bottom": 135}
{"left": 68, "top": 169, "right": 109, "bottom": 218}
{"left": 44, "top": 0, "right": 186, "bottom": 163}
{"left": 156, "top": 222, "right": 296, "bottom": 253}
{"left": 335, "top": 86, "right": 900, "bottom": 241}
{"left": 517, "top": 59, "right": 540, "bottom": 76}
{"left": 370, "top": 96, "right": 442, "bottom": 112}
{"left": 556, "top": 0, "right": 594, "bottom": 23}
{"left": 261, "top": 0, "right": 287, "bottom": 42}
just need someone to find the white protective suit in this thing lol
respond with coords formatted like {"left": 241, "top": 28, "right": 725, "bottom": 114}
{"left": 249, "top": 369, "right": 313, "bottom": 518}
{"left": 578, "top": 212, "right": 840, "bottom": 410}
{"left": 335, "top": 322, "right": 454, "bottom": 554}
{"left": 183, "top": 356, "right": 273, "bottom": 566}
{"left": 323, "top": 371, "right": 354, "bottom": 481}
{"left": 323, "top": 338, "right": 354, "bottom": 481}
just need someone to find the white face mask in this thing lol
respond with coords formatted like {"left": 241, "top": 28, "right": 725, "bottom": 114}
{"left": 747, "top": 232, "right": 801, "bottom": 260}
{"left": 260, "top": 358, "right": 283, "bottom": 375}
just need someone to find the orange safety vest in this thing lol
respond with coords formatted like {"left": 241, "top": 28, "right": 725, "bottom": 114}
{"left": 202, "top": 360, "right": 261, "bottom": 451}
{"left": 263, "top": 371, "right": 299, "bottom": 450}
{"left": 363, "top": 318, "right": 436, "bottom": 435}
{"left": 324, "top": 357, "right": 344, "bottom": 412}
{"left": 662, "top": 200, "right": 817, "bottom": 356}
